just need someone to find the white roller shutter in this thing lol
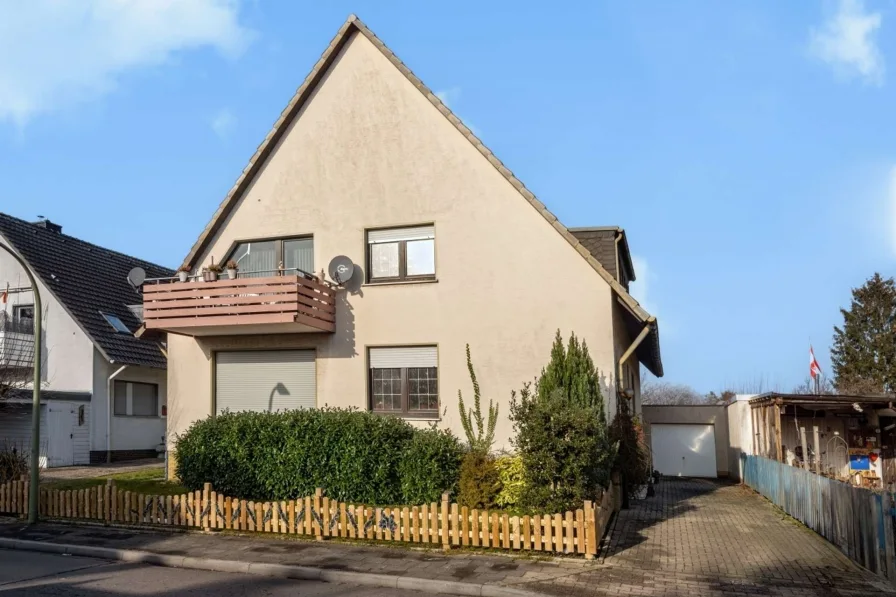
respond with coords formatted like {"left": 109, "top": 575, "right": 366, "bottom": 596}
{"left": 369, "top": 346, "right": 438, "bottom": 368}
{"left": 367, "top": 226, "right": 434, "bottom": 244}
{"left": 215, "top": 350, "right": 316, "bottom": 414}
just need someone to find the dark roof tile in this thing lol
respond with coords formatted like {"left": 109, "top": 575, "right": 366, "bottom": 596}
{"left": 0, "top": 213, "right": 172, "bottom": 369}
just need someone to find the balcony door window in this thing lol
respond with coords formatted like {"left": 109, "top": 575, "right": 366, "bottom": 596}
{"left": 283, "top": 239, "right": 314, "bottom": 274}
{"left": 369, "top": 346, "right": 438, "bottom": 418}
{"left": 228, "top": 237, "right": 313, "bottom": 278}
{"left": 367, "top": 226, "right": 435, "bottom": 282}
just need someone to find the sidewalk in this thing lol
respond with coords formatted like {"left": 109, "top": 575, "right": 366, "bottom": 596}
{"left": 40, "top": 459, "right": 162, "bottom": 481}
{"left": 0, "top": 519, "right": 590, "bottom": 595}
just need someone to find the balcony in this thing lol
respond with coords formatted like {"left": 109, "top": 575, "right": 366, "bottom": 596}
{"left": 142, "top": 274, "right": 336, "bottom": 336}
{"left": 0, "top": 312, "right": 35, "bottom": 369}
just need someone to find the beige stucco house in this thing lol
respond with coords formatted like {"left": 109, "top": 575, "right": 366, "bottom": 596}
{"left": 147, "top": 16, "right": 662, "bottom": 472}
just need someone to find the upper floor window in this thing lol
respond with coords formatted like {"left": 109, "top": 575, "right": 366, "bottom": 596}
{"left": 227, "top": 237, "right": 314, "bottom": 278}
{"left": 366, "top": 225, "right": 435, "bottom": 283}
{"left": 13, "top": 304, "right": 34, "bottom": 326}
{"left": 1, "top": 305, "right": 33, "bottom": 334}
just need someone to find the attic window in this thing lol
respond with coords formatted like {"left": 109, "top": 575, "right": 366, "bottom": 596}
{"left": 101, "top": 313, "right": 131, "bottom": 334}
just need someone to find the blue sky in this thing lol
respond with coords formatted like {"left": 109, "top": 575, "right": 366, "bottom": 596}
{"left": 0, "top": 1, "right": 892, "bottom": 393}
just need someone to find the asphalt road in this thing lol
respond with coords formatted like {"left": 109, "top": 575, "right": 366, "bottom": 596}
{"left": 0, "top": 549, "right": 441, "bottom": 596}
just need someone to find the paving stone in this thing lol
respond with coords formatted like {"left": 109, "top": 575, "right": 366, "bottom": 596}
{"left": 518, "top": 478, "right": 894, "bottom": 596}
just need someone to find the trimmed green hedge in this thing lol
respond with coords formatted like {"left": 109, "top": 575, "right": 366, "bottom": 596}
{"left": 175, "top": 408, "right": 462, "bottom": 504}
{"left": 399, "top": 428, "right": 463, "bottom": 504}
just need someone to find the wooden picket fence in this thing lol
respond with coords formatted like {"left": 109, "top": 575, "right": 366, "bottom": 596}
{"left": 0, "top": 477, "right": 616, "bottom": 558}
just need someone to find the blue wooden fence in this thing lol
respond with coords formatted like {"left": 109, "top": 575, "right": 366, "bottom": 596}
{"left": 742, "top": 454, "right": 896, "bottom": 581}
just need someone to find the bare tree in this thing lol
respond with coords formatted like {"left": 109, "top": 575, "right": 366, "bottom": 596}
{"left": 792, "top": 373, "right": 836, "bottom": 395}
{"left": 720, "top": 374, "right": 781, "bottom": 395}
{"left": 641, "top": 379, "right": 708, "bottom": 405}
{"left": 704, "top": 390, "right": 737, "bottom": 405}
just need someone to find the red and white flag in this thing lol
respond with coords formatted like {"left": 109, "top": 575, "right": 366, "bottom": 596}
{"left": 810, "top": 346, "right": 822, "bottom": 379}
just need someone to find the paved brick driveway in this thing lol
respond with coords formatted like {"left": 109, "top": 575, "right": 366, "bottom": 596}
{"left": 525, "top": 478, "right": 896, "bottom": 596}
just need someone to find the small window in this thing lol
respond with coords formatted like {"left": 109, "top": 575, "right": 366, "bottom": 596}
{"left": 13, "top": 304, "right": 34, "bottom": 324}
{"left": 367, "top": 226, "right": 435, "bottom": 283}
{"left": 101, "top": 312, "right": 131, "bottom": 334}
{"left": 369, "top": 346, "right": 438, "bottom": 417}
{"left": 113, "top": 381, "right": 160, "bottom": 417}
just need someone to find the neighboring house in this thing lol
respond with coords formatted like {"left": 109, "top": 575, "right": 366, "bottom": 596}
{"left": 145, "top": 15, "right": 662, "bottom": 473}
{"left": 0, "top": 213, "right": 171, "bottom": 466}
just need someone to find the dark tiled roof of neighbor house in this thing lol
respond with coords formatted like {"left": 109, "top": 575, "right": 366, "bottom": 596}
{"left": 0, "top": 213, "right": 173, "bottom": 369}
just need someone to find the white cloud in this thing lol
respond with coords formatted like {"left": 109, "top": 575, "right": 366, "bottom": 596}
{"left": 629, "top": 255, "right": 673, "bottom": 337}
{"left": 809, "top": 0, "right": 884, "bottom": 85}
{"left": 435, "top": 86, "right": 481, "bottom": 137}
{"left": 629, "top": 256, "right": 652, "bottom": 310}
{"left": 0, "top": 1, "right": 253, "bottom": 125}
{"left": 435, "top": 87, "right": 462, "bottom": 108}
{"left": 211, "top": 108, "right": 236, "bottom": 139}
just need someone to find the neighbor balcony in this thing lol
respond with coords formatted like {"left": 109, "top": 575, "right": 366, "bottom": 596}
{"left": 142, "top": 272, "right": 336, "bottom": 336}
{"left": 0, "top": 312, "right": 35, "bottom": 369}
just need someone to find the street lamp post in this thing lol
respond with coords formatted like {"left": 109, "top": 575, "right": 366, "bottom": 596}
{"left": 0, "top": 244, "right": 42, "bottom": 523}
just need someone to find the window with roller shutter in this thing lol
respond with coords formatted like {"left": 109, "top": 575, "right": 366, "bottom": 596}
{"left": 215, "top": 350, "right": 316, "bottom": 414}
{"left": 368, "top": 346, "right": 438, "bottom": 418}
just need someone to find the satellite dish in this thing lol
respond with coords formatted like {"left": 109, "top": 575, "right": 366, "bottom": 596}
{"left": 127, "top": 267, "right": 146, "bottom": 288}
{"left": 327, "top": 256, "right": 356, "bottom": 285}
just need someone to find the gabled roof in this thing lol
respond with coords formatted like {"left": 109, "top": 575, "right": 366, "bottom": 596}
{"left": 178, "top": 14, "right": 663, "bottom": 377}
{"left": 569, "top": 227, "right": 636, "bottom": 286}
{"left": 0, "top": 213, "right": 173, "bottom": 369}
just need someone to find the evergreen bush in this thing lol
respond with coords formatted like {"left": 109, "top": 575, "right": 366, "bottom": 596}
{"left": 510, "top": 330, "right": 615, "bottom": 512}
{"left": 398, "top": 427, "right": 464, "bottom": 504}
{"left": 176, "top": 408, "right": 428, "bottom": 503}
{"left": 494, "top": 453, "right": 526, "bottom": 509}
{"left": 457, "top": 450, "right": 500, "bottom": 509}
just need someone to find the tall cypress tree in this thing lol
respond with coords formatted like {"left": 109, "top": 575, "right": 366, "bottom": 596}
{"left": 831, "top": 273, "right": 896, "bottom": 393}
{"left": 537, "top": 330, "right": 606, "bottom": 416}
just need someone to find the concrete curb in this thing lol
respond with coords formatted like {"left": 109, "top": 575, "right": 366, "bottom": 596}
{"left": 0, "top": 538, "right": 541, "bottom": 597}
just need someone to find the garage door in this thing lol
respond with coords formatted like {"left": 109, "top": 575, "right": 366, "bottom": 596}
{"left": 215, "top": 350, "right": 316, "bottom": 414}
{"left": 650, "top": 424, "right": 717, "bottom": 478}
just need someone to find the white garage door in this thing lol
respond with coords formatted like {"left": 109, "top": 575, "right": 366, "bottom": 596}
{"left": 215, "top": 350, "right": 316, "bottom": 414}
{"left": 651, "top": 424, "right": 717, "bottom": 478}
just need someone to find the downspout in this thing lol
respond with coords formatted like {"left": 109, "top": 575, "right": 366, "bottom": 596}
{"left": 617, "top": 318, "right": 654, "bottom": 400}
{"left": 614, "top": 232, "right": 622, "bottom": 284}
{"left": 616, "top": 316, "right": 654, "bottom": 512}
{"left": 106, "top": 364, "right": 128, "bottom": 463}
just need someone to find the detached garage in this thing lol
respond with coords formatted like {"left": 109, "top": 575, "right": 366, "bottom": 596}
{"left": 214, "top": 350, "right": 316, "bottom": 414}
{"left": 643, "top": 405, "right": 730, "bottom": 478}
{"left": 650, "top": 424, "right": 717, "bottom": 478}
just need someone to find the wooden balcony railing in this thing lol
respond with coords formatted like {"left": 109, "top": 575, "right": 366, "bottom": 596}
{"left": 143, "top": 275, "right": 336, "bottom": 335}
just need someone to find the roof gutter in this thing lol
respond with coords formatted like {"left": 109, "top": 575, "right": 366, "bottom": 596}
{"left": 617, "top": 318, "right": 654, "bottom": 399}
{"left": 614, "top": 232, "right": 622, "bottom": 284}
{"left": 106, "top": 364, "right": 128, "bottom": 464}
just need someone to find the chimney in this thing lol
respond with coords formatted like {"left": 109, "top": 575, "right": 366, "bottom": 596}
{"left": 32, "top": 219, "right": 62, "bottom": 234}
